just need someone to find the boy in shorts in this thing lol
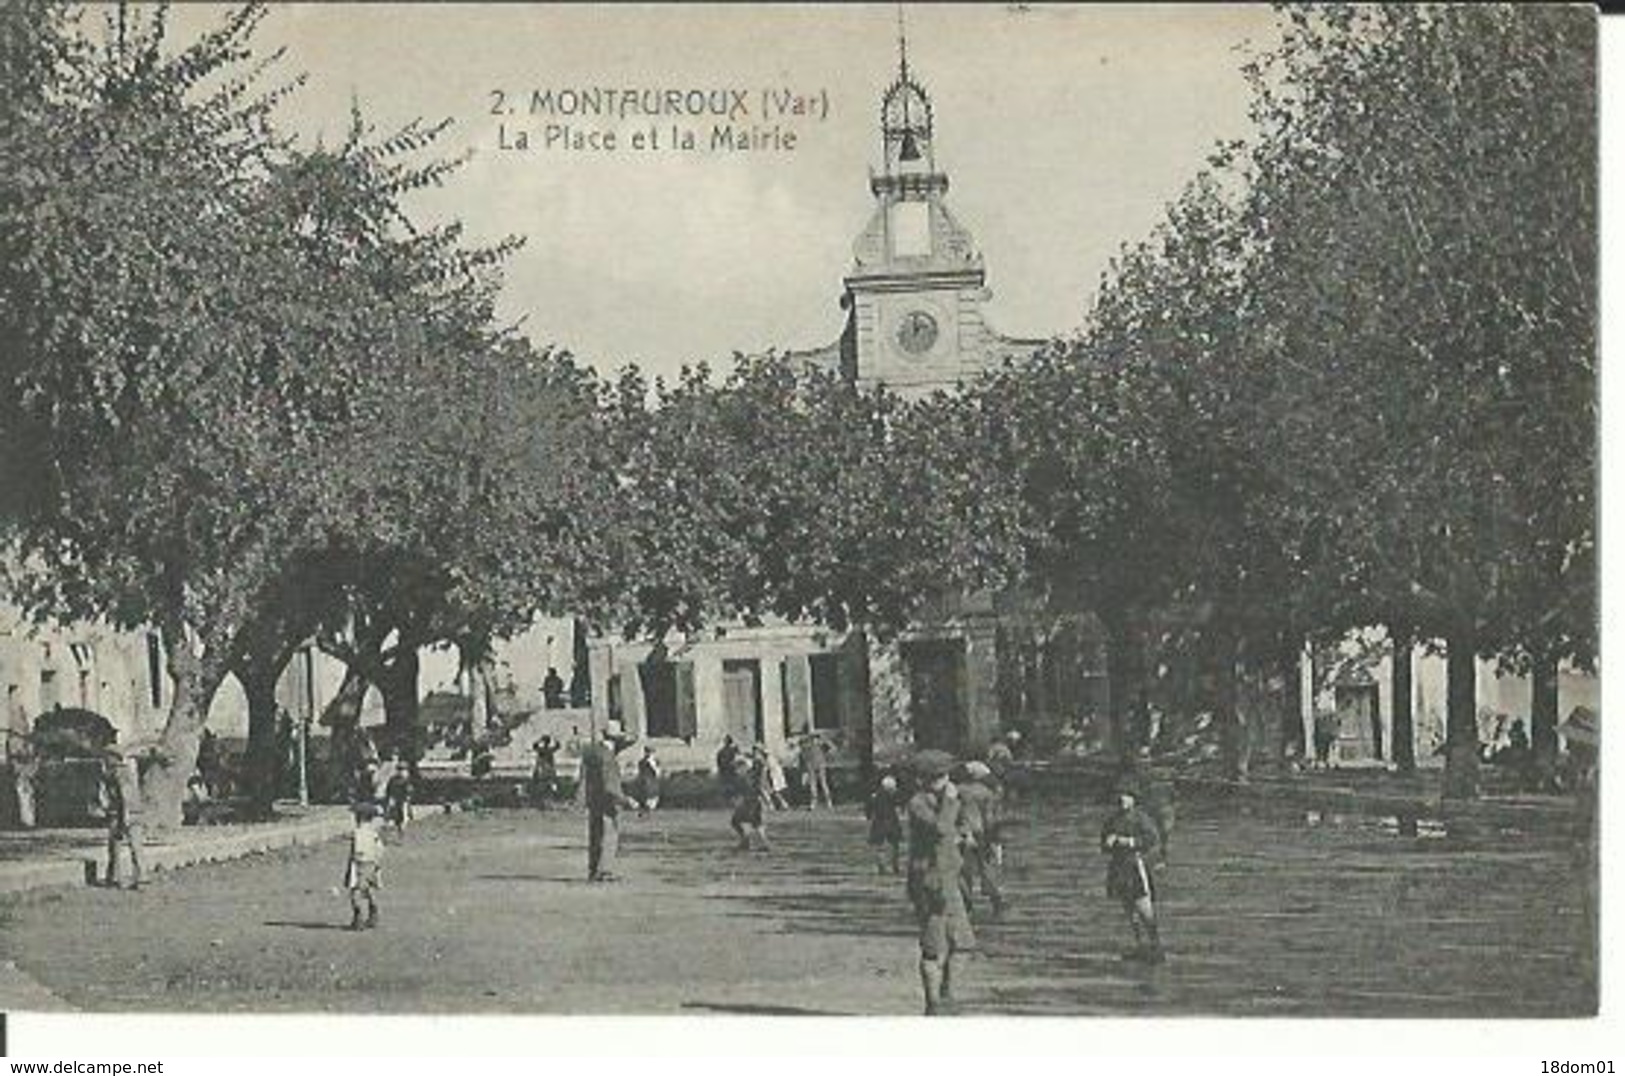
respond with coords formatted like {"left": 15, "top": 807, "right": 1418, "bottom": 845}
{"left": 956, "top": 761, "right": 1007, "bottom": 919}
{"left": 906, "top": 750, "right": 974, "bottom": 1014}
{"left": 730, "top": 745, "right": 770, "bottom": 851}
{"left": 1100, "top": 780, "right": 1163, "bottom": 963}
{"left": 345, "top": 801, "right": 385, "bottom": 930}
{"left": 865, "top": 772, "right": 905, "bottom": 874}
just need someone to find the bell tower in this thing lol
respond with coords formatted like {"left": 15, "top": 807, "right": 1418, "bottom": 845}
{"left": 843, "top": 10, "right": 994, "bottom": 399}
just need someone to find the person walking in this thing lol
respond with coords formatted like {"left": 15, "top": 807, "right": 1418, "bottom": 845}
{"left": 384, "top": 758, "right": 412, "bottom": 833}
{"left": 581, "top": 722, "right": 636, "bottom": 881}
{"left": 634, "top": 745, "right": 662, "bottom": 817}
{"left": 956, "top": 761, "right": 1007, "bottom": 919}
{"left": 986, "top": 729, "right": 1025, "bottom": 804}
{"left": 764, "top": 748, "right": 791, "bottom": 811}
{"left": 730, "top": 745, "right": 771, "bottom": 852}
{"left": 100, "top": 750, "right": 144, "bottom": 891}
{"left": 530, "top": 734, "right": 560, "bottom": 808}
{"left": 864, "top": 771, "right": 905, "bottom": 874}
{"left": 906, "top": 750, "right": 974, "bottom": 1015}
{"left": 344, "top": 801, "right": 385, "bottom": 930}
{"left": 1100, "top": 779, "right": 1165, "bottom": 963}
{"left": 715, "top": 735, "right": 742, "bottom": 800}
{"left": 801, "top": 733, "right": 833, "bottom": 809}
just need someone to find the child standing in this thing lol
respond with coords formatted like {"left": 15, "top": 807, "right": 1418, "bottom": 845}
{"left": 730, "top": 746, "right": 771, "bottom": 852}
{"left": 530, "top": 735, "right": 559, "bottom": 808}
{"left": 345, "top": 801, "right": 385, "bottom": 930}
{"left": 764, "top": 749, "right": 791, "bottom": 811}
{"left": 956, "top": 761, "right": 1007, "bottom": 919}
{"left": 906, "top": 750, "right": 973, "bottom": 1016}
{"left": 101, "top": 751, "right": 144, "bottom": 891}
{"left": 635, "top": 745, "right": 662, "bottom": 817}
{"left": 1100, "top": 780, "right": 1164, "bottom": 963}
{"left": 864, "top": 772, "right": 905, "bottom": 874}
{"left": 384, "top": 761, "right": 412, "bottom": 833}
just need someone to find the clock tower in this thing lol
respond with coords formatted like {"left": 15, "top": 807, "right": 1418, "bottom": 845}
{"left": 840, "top": 27, "right": 1014, "bottom": 399}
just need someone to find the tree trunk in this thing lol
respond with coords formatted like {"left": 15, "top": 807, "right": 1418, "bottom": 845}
{"left": 143, "top": 624, "right": 228, "bottom": 829}
{"left": 1101, "top": 607, "right": 1144, "bottom": 763}
{"left": 323, "top": 666, "right": 369, "bottom": 792}
{"left": 1443, "top": 626, "right": 1480, "bottom": 801}
{"left": 379, "top": 649, "right": 421, "bottom": 758}
{"left": 239, "top": 662, "right": 282, "bottom": 818}
{"left": 1530, "top": 648, "right": 1560, "bottom": 776}
{"left": 1279, "top": 640, "right": 1304, "bottom": 765}
{"left": 1391, "top": 626, "right": 1417, "bottom": 775}
{"left": 1213, "top": 630, "right": 1246, "bottom": 783}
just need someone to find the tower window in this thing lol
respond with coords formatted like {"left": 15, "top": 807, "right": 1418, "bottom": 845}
{"left": 892, "top": 201, "right": 930, "bottom": 257}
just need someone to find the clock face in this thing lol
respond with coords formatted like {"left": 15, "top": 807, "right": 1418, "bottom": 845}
{"left": 896, "top": 310, "right": 939, "bottom": 355}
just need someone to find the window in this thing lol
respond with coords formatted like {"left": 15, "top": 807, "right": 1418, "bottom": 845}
{"left": 810, "top": 654, "right": 843, "bottom": 731}
{"left": 640, "top": 660, "right": 678, "bottom": 738}
{"left": 638, "top": 660, "right": 696, "bottom": 740}
{"left": 891, "top": 200, "right": 930, "bottom": 257}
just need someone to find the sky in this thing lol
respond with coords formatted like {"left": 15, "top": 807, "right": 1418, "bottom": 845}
{"left": 160, "top": 3, "right": 1282, "bottom": 383}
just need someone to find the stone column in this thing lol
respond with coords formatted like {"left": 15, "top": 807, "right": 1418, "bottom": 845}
{"left": 761, "top": 657, "right": 788, "bottom": 755}
{"left": 618, "top": 657, "right": 647, "bottom": 736}
{"left": 782, "top": 654, "right": 813, "bottom": 738}
{"left": 866, "top": 634, "right": 911, "bottom": 764}
{"left": 963, "top": 622, "right": 1001, "bottom": 755}
{"left": 588, "top": 641, "right": 614, "bottom": 732}
{"left": 693, "top": 655, "right": 726, "bottom": 746}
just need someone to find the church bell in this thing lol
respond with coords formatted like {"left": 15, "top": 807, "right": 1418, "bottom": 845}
{"left": 899, "top": 129, "right": 922, "bottom": 163}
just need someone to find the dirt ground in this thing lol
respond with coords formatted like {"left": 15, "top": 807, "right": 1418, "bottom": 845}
{"left": 0, "top": 794, "right": 1596, "bottom": 1016}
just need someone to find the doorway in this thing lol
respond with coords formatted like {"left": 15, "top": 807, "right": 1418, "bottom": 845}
{"left": 1335, "top": 684, "right": 1382, "bottom": 761}
{"left": 902, "top": 639, "right": 967, "bottom": 753}
{"left": 722, "top": 659, "right": 764, "bottom": 744}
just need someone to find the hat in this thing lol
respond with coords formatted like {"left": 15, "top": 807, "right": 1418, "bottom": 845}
{"left": 963, "top": 760, "right": 992, "bottom": 781}
{"left": 1112, "top": 775, "right": 1145, "bottom": 800}
{"left": 604, "top": 720, "right": 625, "bottom": 739}
{"left": 880, "top": 775, "right": 898, "bottom": 792}
{"left": 1004, "top": 729, "right": 1023, "bottom": 743}
{"left": 912, "top": 749, "right": 955, "bottom": 781}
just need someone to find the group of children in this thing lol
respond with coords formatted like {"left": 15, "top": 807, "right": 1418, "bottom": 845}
{"left": 714, "top": 733, "right": 836, "bottom": 852}
{"left": 339, "top": 724, "right": 1171, "bottom": 1001}
{"left": 863, "top": 759, "right": 1007, "bottom": 920}
{"left": 870, "top": 741, "right": 1169, "bottom": 1015}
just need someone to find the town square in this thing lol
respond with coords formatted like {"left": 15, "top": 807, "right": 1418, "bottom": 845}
{"left": 0, "top": 0, "right": 1603, "bottom": 1042}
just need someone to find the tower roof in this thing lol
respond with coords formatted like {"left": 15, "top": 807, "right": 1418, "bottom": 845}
{"left": 874, "top": 5, "right": 946, "bottom": 197}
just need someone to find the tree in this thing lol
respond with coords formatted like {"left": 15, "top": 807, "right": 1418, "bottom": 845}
{"left": 0, "top": 3, "right": 558, "bottom": 823}
{"left": 0, "top": 3, "right": 348, "bottom": 823}
{"left": 1234, "top": 4, "right": 1595, "bottom": 797}
{"left": 951, "top": 337, "right": 1184, "bottom": 761}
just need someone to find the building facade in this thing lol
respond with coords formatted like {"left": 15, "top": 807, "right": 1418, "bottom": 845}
{"left": 584, "top": 53, "right": 1049, "bottom": 772}
{"left": 1305, "top": 629, "right": 1599, "bottom": 767}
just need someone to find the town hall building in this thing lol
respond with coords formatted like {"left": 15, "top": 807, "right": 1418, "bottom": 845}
{"left": 581, "top": 47, "right": 1053, "bottom": 775}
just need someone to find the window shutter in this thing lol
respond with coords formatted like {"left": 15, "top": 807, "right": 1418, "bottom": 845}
{"left": 783, "top": 655, "right": 812, "bottom": 736}
{"left": 676, "top": 663, "right": 697, "bottom": 740}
